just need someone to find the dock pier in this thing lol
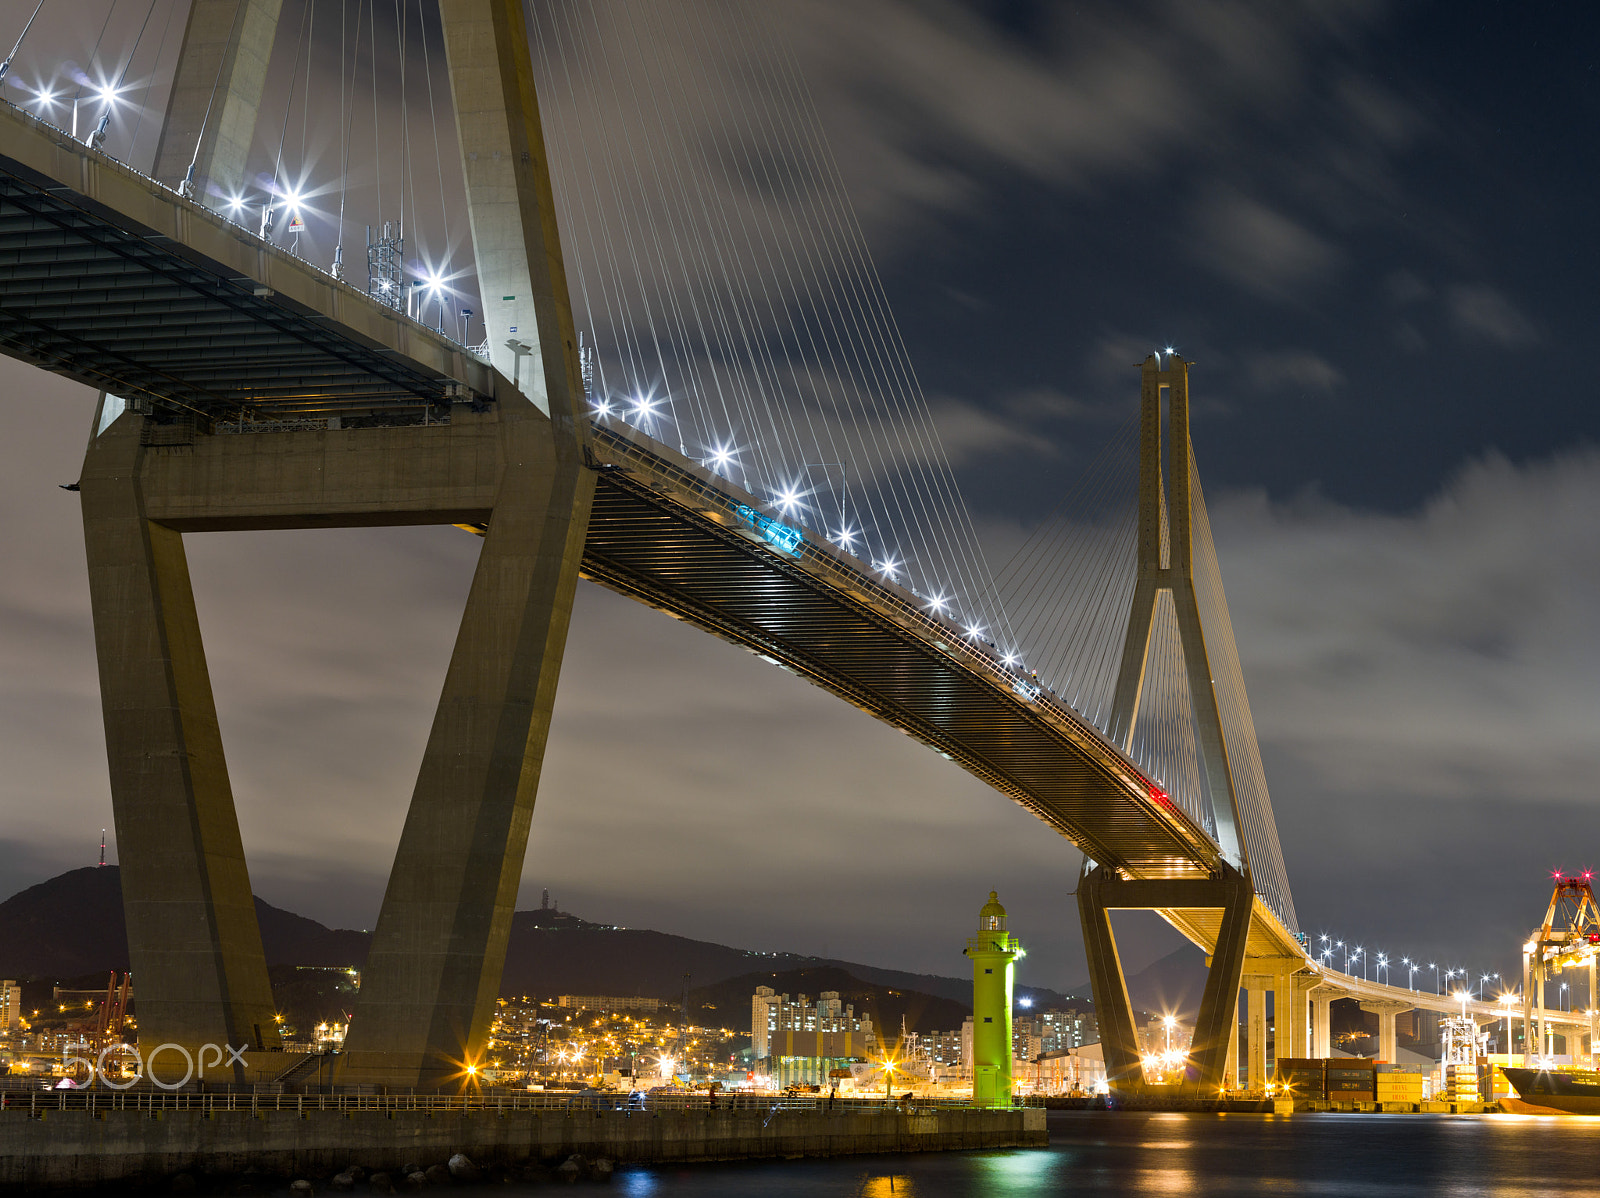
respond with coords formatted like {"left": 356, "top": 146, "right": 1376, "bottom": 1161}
{"left": 0, "top": 1090, "right": 1047, "bottom": 1190}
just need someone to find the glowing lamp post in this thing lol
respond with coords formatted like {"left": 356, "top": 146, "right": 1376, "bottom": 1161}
{"left": 1498, "top": 992, "right": 1518, "bottom": 1054}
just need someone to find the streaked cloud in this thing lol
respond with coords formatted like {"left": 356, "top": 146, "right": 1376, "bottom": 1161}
{"left": 1447, "top": 283, "right": 1539, "bottom": 347}
{"left": 1247, "top": 350, "right": 1344, "bottom": 392}
{"left": 1190, "top": 187, "right": 1340, "bottom": 297}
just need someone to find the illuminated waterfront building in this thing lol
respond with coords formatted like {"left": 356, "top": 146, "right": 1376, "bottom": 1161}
{"left": 922, "top": 1029, "right": 963, "bottom": 1069}
{"left": 751, "top": 987, "right": 874, "bottom": 1058}
{"left": 1025, "top": 1044, "right": 1107, "bottom": 1095}
{"left": 0, "top": 981, "right": 23, "bottom": 1032}
{"left": 556, "top": 995, "right": 662, "bottom": 1014}
{"left": 1014, "top": 1007, "right": 1098, "bottom": 1057}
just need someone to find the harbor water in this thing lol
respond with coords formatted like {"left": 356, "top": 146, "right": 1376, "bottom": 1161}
{"left": 599, "top": 1108, "right": 1600, "bottom": 1197}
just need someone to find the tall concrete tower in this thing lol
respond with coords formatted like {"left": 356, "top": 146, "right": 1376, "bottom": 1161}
{"left": 966, "top": 891, "right": 1021, "bottom": 1106}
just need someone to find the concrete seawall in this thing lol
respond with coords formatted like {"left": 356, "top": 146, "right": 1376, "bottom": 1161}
{"left": 0, "top": 1104, "right": 1047, "bottom": 1189}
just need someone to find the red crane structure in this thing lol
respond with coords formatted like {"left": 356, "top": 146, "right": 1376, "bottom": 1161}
{"left": 63, "top": 972, "right": 132, "bottom": 1082}
{"left": 1522, "top": 873, "right": 1600, "bottom": 1066}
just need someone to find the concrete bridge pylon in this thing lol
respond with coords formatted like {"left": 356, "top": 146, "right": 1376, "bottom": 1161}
{"left": 82, "top": 0, "right": 593, "bottom": 1089}
{"left": 1078, "top": 354, "right": 1292, "bottom": 1097}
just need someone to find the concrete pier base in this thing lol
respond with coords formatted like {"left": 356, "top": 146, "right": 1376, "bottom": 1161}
{"left": 0, "top": 1104, "right": 1046, "bottom": 1189}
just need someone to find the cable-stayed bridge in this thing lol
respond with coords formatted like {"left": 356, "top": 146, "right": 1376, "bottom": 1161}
{"left": 0, "top": 0, "right": 1584, "bottom": 1096}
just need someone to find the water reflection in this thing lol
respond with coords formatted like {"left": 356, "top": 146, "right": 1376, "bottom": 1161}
{"left": 575, "top": 1111, "right": 1600, "bottom": 1196}
{"left": 970, "top": 1149, "right": 1061, "bottom": 1194}
{"left": 858, "top": 1175, "right": 914, "bottom": 1196}
{"left": 617, "top": 1171, "right": 659, "bottom": 1197}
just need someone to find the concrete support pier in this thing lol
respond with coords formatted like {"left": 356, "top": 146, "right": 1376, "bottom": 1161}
{"left": 1244, "top": 980, "right": 1268, "bottom": 1091}
{"left": 1360, "top": 1000, "right": 1414, "bottom": 1065}
{"left": 84, "top": 390, "right": 593, "bottom": 1091}
{"left": 1312, "top": 993, "right": 1334, "bottom": 1059}
{"left": 80, "top": 413, "right": 282, "bottom": 1076}
{"left": 1077, "top": 864, "right": 1253, "bottom": 1096}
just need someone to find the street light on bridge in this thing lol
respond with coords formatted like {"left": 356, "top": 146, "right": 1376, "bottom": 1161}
{"left": 1498, "top": 992, "right": 1518, "bottom": 1054}
{"left": 1480, "top": 972, "right": 1499, "bottom": 1002}
{"left": 1404, "top": 958, "right": 1418, "bottom": 990}
{"left": 1377, "top": 953, "right": 1390, "bottom": 985}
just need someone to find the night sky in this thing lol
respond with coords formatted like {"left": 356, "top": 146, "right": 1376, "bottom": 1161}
{"left": 2, "top": 0, "right": 1598, "bottom": 997}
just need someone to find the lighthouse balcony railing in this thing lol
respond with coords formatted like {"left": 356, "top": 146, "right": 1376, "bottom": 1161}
{"left": 966, "top": 933, "right": 1021, "bottom": 955}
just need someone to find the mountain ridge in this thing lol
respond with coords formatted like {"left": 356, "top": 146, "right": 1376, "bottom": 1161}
{"left": 0, "top": 867, "right": 1083, "bottom": 1013}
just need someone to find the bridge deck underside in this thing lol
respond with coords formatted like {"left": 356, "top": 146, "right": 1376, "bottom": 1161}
{"left": 0, "top": 109, "right": 485, "bottom": 420}
{"left": 582, "top": 470, "right": 1213, "bottom": 879}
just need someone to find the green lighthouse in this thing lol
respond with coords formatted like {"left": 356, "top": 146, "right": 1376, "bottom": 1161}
{"left": 965, "top": 890, "right": 1022, "bottom": 1105}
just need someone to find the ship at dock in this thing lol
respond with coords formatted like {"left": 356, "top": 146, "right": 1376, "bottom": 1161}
{"left": 1501, "top": 1067, "right": 1600, "bottom": 1115}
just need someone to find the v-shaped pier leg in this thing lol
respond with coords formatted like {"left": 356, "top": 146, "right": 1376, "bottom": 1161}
{"left": 80, "top": 410, "right": 280, "bottom": 1082}
{"left": 1077, "top": 865, "right": 1146, "bottom": 1093}
{"left": 337, "top": 406, "right": 592, "bottom": 1088}
{"left": 1185, "top": 865, "right": 1252, "bottom": 1093}
{"left": 334, "top": 0, "right": 596, "bottom": 1092}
